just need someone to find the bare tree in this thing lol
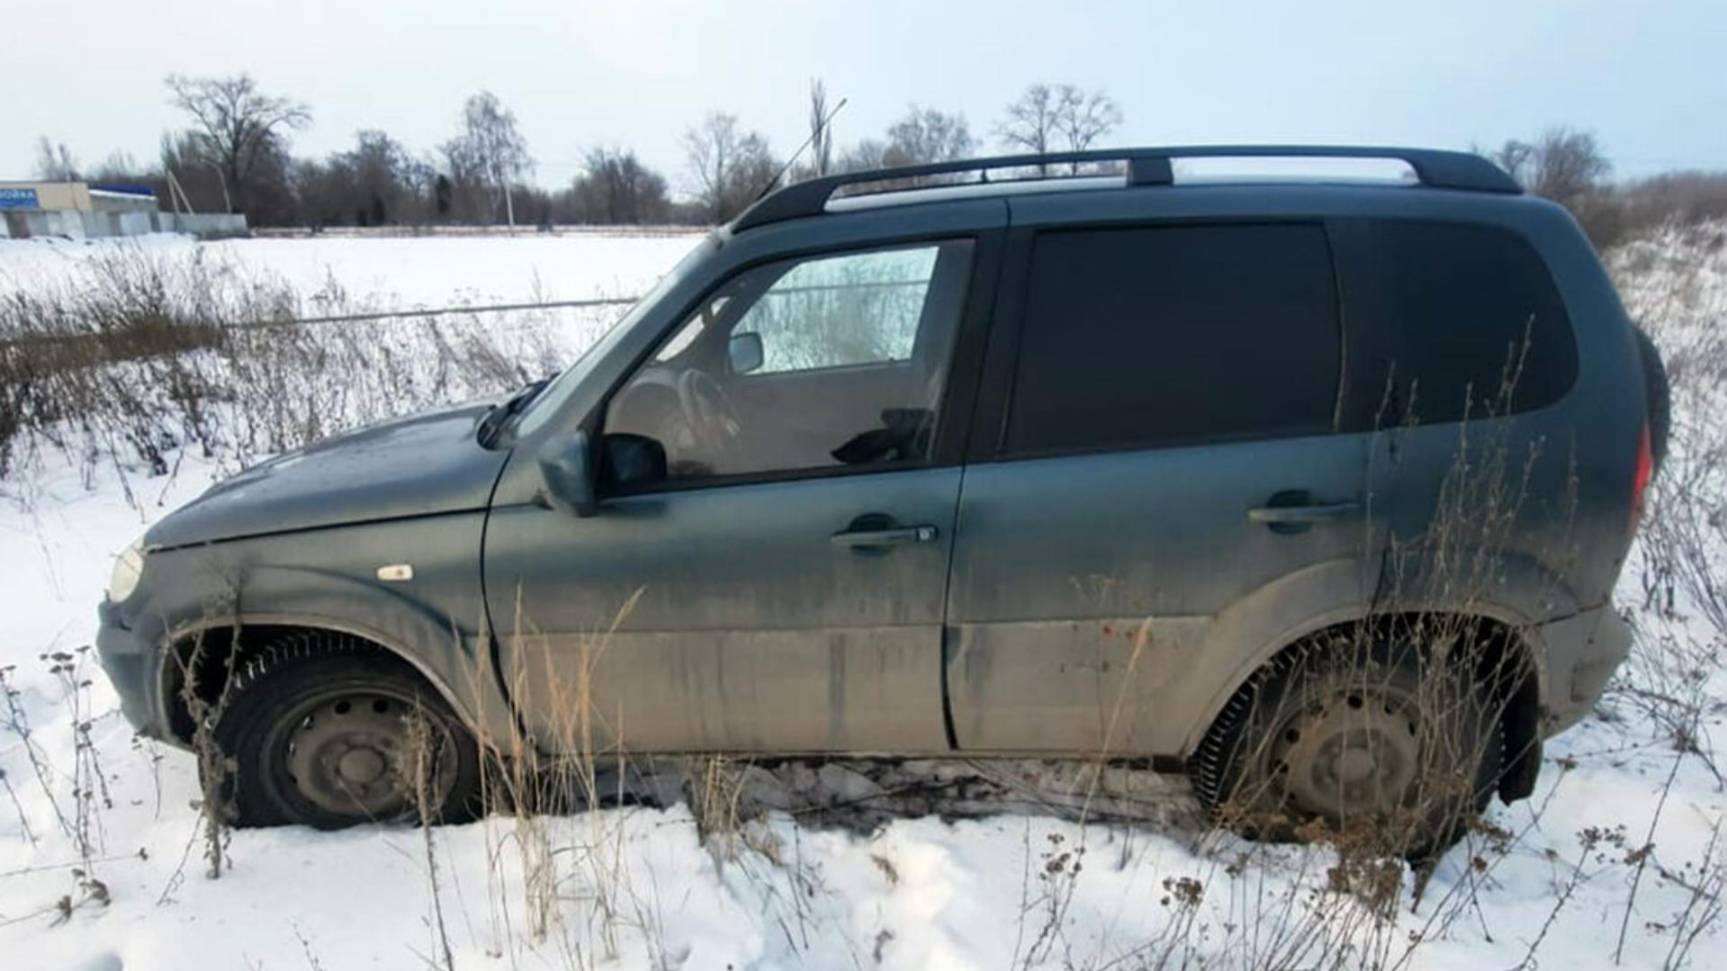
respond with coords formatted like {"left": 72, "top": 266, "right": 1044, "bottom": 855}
{"left": 1488, "top": 128, "right": 1610, "bottom": 209}
{"left": 1485, "top": 127, "right": 1621, "bottom": 246}
{"left": 437, "top": 136, "right": 487, "bottom": 223}
{"left": 565, "top": 147, "right": 671, "bottom": 224}
{"left": 683, "top": 111, "right": 741, "bottom": 220}
{"left": 1531, "top": 128, "right": 1611, "bottom": 209}
{"left": 822, "top": 106, "right": 976, "bottom": 188}
{"left": 835, "top": 138, "right": 890, "bottom": 174}
{"left": 884, "top": 105, "right": 975, "bottom": 166}
{"left": 1053, "top": 86, "right": 1122, "bottom": 156}
{"left": 808, "top": 79, "right": 835, "bottom": 177}
{"left": 442, "top": 91, "right": 533, "bottom": 226}
{"left": 997, "top": 83, "right": 1059, "bottom": 167}
{"left": 682, "top": 111, "right": 777, "bottom": 223}
{"left": 88, "top": 150, "right": 142, "bottom": 183}
{"left": 165, "top": 74, "right": 310, "bottom": 217}
{"left": 161, "top": 131, "right": 228, "bottom": 213}
{"left": 998, "top": 83, "right": 1123, "bottom": 173}
{"left": 1489, "top": 140, "right": 1535, "bottom": 185}
{"left": 296, "top": 130, "right": 431, "bottom": 228}
{"left": 346, "top": 130, "right": 415, "bottom": 224}
{"left": 33, "top": 137, "right": 80, "bottom": 182}
{"left": 826, "top": 106, "right": 973, "bottom": 183}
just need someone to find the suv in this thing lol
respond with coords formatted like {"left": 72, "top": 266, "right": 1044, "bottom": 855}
{"left": 97, "top": 146, "right": 1658, "bottom": 850}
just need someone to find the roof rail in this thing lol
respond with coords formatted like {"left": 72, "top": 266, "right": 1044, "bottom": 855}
{"left": 731, "top": 144, "right": 1521, "bottom": 231}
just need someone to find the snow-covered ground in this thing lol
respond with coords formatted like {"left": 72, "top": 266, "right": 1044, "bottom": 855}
{"left": 1, "top": 230, "right": 1723, "bottom": 970}
{"left": 0, "top": 231, "right": 700, "bottom": 306}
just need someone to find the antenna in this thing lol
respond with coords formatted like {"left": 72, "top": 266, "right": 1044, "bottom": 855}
{"left": 750, "top": 97, "right": 848, "bottom": 205}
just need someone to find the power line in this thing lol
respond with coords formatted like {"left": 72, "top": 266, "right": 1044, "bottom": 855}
{"left": 0, "top": 295, "right": 641, "bottom": 351}
{"left": 262, "top": 296, "right": 637, "bottom": 327}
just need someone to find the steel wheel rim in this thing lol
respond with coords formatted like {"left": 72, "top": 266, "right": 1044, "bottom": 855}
{"left": 1268, "top": 680, "right": 1424, "bottom": 822}
{"left": 278, "top": 688, "right": 458, "bottom": 820}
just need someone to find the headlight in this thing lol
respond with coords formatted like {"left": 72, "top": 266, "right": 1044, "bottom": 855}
{"left": 107, "top": 538, "right": 146, "bottom": 603}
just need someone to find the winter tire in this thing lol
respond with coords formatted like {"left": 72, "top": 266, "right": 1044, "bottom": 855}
{"left": 210, "top": 633, "right": 484, "bottom": 830}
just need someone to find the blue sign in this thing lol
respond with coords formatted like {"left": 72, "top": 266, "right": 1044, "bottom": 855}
{"left": 0, "top": 188, "right": 40, "bottom": 210}
{"left": 90, "top": 183, "right": 156, "bottom": 198}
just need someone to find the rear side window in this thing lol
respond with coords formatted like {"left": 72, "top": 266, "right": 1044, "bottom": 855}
{"left": 1003, "top": 223, "right": 1342, "bottom": 455}
{"left": 1333, "top": 219, "right": 1577, "bottom": 429}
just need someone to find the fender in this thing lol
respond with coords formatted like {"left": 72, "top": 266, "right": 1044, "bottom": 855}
{"left": 131, "top": 520, "right": 521, "bottom": 751}
{"left": 1170, "top": 550, "right": 1579, "bottom": 757}
{"left": 158, "top": 609, "right": 518, "bottom": 753}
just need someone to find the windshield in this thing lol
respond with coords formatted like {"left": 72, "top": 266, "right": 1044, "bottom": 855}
{"left": 513, "top": 234, "right": 719, "bottom": 437}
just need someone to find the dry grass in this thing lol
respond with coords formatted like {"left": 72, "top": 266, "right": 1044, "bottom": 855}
{"left": 0, "top": 244, "right": 598, "bottom": 496}
{"left": 5, "top": 227, "right": 1725, "bottom": 968}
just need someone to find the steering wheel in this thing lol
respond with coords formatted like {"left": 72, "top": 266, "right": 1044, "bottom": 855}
{"left": 676, "top": 368, "right": 743, "bottom": 454}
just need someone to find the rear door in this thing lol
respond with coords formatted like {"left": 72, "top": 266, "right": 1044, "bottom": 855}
{"left": 1326, "top": 217, "right": 1589, "bottom": 606}
{"left": 946, "top": 205, "right": 1381, "bottom": 754}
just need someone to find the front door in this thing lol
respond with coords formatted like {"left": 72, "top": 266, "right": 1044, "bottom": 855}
{"left": 485, "top": 238, "right": 990, "bottom": 754}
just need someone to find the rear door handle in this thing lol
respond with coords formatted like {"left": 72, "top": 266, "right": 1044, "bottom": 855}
{"left": 1247, "top": 502, "right": 1362, "bottom": 525}
{"left": 1248, "top": 490, "right": 1363, "bottom": 535}
{"left": 830, "top": 525, "right": 939, "bottom": 548}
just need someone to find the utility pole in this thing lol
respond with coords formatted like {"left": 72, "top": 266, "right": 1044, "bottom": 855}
{"left": 207, "top": 162, "right": 232, "bottom": 213}
{"left": 165, "top": 168, "right": 193, "bottom": 214}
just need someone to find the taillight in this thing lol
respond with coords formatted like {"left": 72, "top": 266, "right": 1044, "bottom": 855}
{"left": 1630, "top": 422, "right": 1653, "bottom": 533}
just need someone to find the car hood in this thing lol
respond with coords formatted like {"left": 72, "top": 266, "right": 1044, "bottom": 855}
{"left": 146, "top": 402, "right": 512, "bottom": 549}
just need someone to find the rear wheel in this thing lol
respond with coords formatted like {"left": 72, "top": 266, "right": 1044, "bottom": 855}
{"left": 1193, "top": 634, "right": 1504, "bottom": 859}
{"left": 211, "top": 634, "right": 484, "bottom": 829}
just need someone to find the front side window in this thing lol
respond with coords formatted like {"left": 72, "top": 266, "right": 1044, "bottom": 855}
{"left": 734, "top": 246, "right": 938, "bottom": 373}
{"left": 603, "top": 240, "right": 974, "bottom": 486}
{"left": 514, "top": 235, "right": 718, "bottom": 438}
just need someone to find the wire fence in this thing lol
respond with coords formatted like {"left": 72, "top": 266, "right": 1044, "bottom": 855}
{"left": 244, "top": 296, "right": 642, "bottom": 328}
{"left": 0, "top": 295, "right": 645, "bottom": 352}
{"left": 1, "top": 277, "right": 939, "bottom": 350}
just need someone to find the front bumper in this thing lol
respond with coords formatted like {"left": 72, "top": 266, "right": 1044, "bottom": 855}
{"left": 1538, "top": 602, "right": 1634, "bottom": 736}
{"left": 95, "top": 598, "right": 166, "bottom": 741}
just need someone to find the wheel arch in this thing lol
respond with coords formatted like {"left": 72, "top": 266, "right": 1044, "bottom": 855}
{"left": 1185, "top": 607, "right": 1547, "bottom": 807}
{"left": 158, "top": 613, "right": 517, "bottom": 750}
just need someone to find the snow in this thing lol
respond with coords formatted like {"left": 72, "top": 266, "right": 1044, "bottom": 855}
{"left": 2, "top": 230, "right": 1724, "bottom": 970}
{"left": 0, "top": 231, "right": 703, "bottom": 307}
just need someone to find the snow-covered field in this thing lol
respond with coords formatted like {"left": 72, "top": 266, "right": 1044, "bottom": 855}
{"left": 1, "top": 229, "right": 1723, "bottom": 970}
{"left": 0, "top": 231, "right": 699, "bottom": 307}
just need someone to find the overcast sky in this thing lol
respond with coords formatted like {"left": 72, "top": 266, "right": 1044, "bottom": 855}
{"left": 5, "top": 0, "right": 1724, "bottom": 194}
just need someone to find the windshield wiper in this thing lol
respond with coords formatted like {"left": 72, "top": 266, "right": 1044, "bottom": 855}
{"left": 476, "top": 377, "right": 550, "bottom": 447}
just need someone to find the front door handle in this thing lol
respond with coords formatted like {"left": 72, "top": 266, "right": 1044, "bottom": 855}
{"left": 830, "top": 524, "right": 939, "bottom": 549}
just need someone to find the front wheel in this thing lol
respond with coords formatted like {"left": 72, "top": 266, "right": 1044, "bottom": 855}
{"left": 211, "top": 635, "right": 484, "bottom": 829}
{"left": 1193, "top": 635, "right": 1504, "bottom": 859}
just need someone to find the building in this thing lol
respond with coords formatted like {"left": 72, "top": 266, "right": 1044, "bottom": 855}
{"left": 0, "top": 181, "right": 160, "bottom": 213}
{"left": 0, "top": 180, "right": 247, "bottom": 240}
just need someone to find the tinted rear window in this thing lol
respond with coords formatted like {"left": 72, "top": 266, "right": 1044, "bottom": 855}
{"left": 1003, "top": 223, "right": 1342, "bottom": 455}
{"left": 1333, "top": 219, "right": 1577, "bottom": 429}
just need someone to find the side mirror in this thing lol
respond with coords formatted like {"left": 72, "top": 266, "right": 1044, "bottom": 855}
{"left": 728, "top": 331, "right": 764, "bottom": 375}
{"left": 537, "top": 430, "right": 598, "bottom": 517}
{"left": 601, "top": 433, "right": 667, "bottom": 489}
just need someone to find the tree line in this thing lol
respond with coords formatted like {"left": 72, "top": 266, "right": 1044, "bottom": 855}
{"left": 1477, "top": 128, "right": 1727, "bottom": 249}
{"left": 32, "top": 74, "right": 1727, "bottom": 240}
{"left": 31, "top": 76, "right": 1126, "bottom": 230}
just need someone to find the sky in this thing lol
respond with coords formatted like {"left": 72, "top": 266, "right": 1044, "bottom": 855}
{"left": 4, "top": 0, "right": 1725, "bottom": 196}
